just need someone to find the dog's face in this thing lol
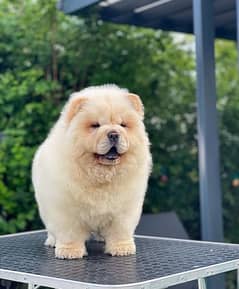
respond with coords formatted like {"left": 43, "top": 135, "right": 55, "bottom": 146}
{"left": 63, "top": 86, "right": 147, "bottom": 170}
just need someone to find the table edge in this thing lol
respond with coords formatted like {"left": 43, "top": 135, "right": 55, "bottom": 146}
{"left": 0, "top": 258, "right": 239, "bottom": 289}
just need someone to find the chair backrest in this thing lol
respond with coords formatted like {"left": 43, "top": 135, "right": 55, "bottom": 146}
{"left": 136, "top": 211, "right": 189, "bottom": 239}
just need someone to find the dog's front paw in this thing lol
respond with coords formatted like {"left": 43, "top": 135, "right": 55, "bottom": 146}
{"left": 106, "top": 239, "right": 136, "bottom": 256}
{"left": 55, "top": 242, "right": 87, "bottom": 259}
{"left": 44, "top": 234, "right": 56, "bottom": 248}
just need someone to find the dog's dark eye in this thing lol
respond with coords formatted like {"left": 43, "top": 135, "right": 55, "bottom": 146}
{"left": 120, "top": 123, "right": 127, "bottom": 128}
{"left": 91, "top": 123, "right": 100, "bottom": 128}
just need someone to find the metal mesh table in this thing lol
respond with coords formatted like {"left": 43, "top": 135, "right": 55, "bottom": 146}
{"left": 1, "top": 231, "right": 239, "bottom": 289}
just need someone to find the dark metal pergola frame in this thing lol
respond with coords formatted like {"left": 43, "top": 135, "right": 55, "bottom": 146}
{"left": 58, "top": 1, "right": 239, "bottom": 287}
{"left": 193, "top": 0, "right": 223, "bottom": 243}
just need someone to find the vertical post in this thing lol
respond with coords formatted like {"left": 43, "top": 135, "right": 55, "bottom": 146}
{"left": 237, "top": 0, "right": 239, "bottom": 67}
{"left": 193, "top": 0, "right": 223, "bottom": 245}
{"left": 193, "top": 0, "right": 224, "bottom": 288}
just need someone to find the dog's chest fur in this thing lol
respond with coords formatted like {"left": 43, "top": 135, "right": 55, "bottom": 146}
{"left": 65, "top": 176, "right": 138, "bottom": 231}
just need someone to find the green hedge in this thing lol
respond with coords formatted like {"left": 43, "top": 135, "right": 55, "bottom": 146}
{"left": 0, "top": 0, "right": 239, "bottom": 245}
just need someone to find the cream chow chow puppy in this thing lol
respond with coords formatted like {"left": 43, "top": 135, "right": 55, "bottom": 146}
{"left": 32, "top": 84, "right": 152, "bottom": 259}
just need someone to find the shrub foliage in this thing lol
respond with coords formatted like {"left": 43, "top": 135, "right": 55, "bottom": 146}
{"left": 0, "top": 0, "right": 239, "bottom": 243}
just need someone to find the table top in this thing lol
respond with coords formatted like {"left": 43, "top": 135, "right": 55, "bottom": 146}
{"left": 0, "top": 231, "right": 239, "bottom": 289}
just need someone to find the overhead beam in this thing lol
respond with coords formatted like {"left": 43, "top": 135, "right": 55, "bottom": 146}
{"left": 58, "top": 0, "right": 100, "bottom": 14}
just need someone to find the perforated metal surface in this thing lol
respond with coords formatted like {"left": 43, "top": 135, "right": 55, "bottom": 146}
{"left": 1, "top": 231, "right": 239, "bottom": 288}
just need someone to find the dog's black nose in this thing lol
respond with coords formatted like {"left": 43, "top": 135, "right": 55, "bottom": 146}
{"left": 108, "top": 131, "right": 119, "bottom": 143}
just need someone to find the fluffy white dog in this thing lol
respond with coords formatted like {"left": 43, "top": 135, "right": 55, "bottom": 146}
{"left": 32, "top": 85, "right": 152, "bottom": 259}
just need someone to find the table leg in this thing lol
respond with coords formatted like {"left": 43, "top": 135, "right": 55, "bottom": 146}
{"left": 28, "top": 283, "right": 40, "bottom": 289}
{"left": 237, "top": 269, "right": 239, "bottom": 289}
{"left": 198, "top": 278, "right": 207, "bottom": 289}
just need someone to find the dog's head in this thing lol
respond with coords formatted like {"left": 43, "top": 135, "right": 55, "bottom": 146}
{"left": 62, "top": 85, "right": 148, "bottom": 175}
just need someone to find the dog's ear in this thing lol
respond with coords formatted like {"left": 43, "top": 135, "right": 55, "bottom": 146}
{"left": 127, "top": 93, "right": 144, "bottom": 118}
{"left": 65, "top": 97, "right": 87, "bottom": 124}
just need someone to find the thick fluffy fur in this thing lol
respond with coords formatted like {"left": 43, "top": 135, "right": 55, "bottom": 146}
{"left": 32, "top": 85, "right": 152, "bottom": 259}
